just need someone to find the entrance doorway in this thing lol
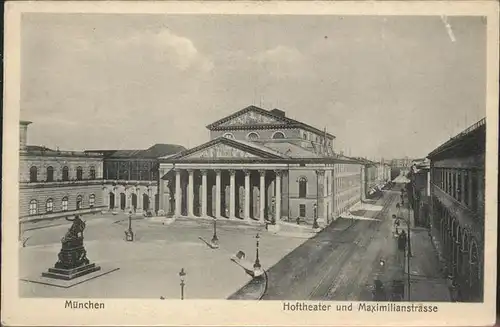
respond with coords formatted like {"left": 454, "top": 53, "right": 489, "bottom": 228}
{"left": 109, "top": 192, "right": 115, "bottom": 209}
{"left": 155, "top": 194, "right": 159, "bottom": 214}
{"left": 143, "top": 194, "right": 150, "bottom": 211}
{"left": 120, "top": 193, "right": 126, "bottom": 210}
{"left": 131, "top": 193, "right": 137, "bottom": 211}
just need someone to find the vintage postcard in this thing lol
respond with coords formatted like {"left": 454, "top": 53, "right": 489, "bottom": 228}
{"left": 2, "top": 1, "right": 499, "bottom": 326}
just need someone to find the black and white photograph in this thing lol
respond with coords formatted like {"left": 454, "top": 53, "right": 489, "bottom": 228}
{"left": 2, "top": 1, "right": 498, "bottom": 326}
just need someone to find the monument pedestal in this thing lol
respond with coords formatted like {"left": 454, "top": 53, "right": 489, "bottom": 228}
{"left": 42, "top": 223, "right": 101, "bottom": 281}
{"left": 21, "top": 215, "right": 119, "bottom": 288}
{"left": 42, "top": 263, "right": 101, "bottom": 280}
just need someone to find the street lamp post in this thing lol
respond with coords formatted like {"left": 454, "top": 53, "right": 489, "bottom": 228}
{"left": 396, "top": 214, "right": 412, "bottom": 301}
{"left": 253, "top": 233, "right": 263, "bottom": 276}
{"left": 125, "top": 210, "right": 134, "bottom": 241}
{"left": 312, "top": 203, "right": 319, "bottom": 229}
{"left": 211, "top": 217, "right": 219, "bottom": 249}
{"left": 179, "top": 268, "right": 186, "bottom": 300}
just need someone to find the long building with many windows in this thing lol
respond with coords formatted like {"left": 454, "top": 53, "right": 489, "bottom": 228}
{"left": 428, "top": 118, "right": 485, "bottom": 302}
{"left": 19, "top": 121, "right": 105, "bottom": 221}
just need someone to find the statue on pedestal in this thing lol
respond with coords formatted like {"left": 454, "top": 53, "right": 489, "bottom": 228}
{"left": 42, "top": 215, "right": 101, "bottom": 280}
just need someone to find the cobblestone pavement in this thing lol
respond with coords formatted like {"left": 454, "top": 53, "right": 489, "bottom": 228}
{"left": 19, "top": 215, "right": 307, "bottom": 299}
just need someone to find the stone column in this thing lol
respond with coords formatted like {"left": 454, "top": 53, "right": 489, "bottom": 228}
{"left": 259, "top": 170, "right": 266, "bottom": 222}
{"left": 188, "top": 169, "right": 195, "bottom": 217}
{"left": 244, "top": 170, "right": 251, "bottom": 220}
{"left": 323, "top": 170, "right": 328, "bottom": 221}
{"left": 175, "top": 169, "right": 182, "bottom": 217}
{"left": 114, "top": 188, "right": 119, "bottom": 211}
{"left": 316, "top": 170, "right": 325, "bottom": 220}
{"left": 102, "top": 187, "right": 108, "bottom": 210}
{"left": 136, "top": 187, "right": 142, "bottom": 211}
{"left": 158, "top": 169, "right": 165, "bottom": 213}
{"left": 201, "top": 169, "right": 208, "bottom": 217}
{"left": 229, "top": 169, "right": 236, "bottom": 218}
{"left": 215, "top": 170, "right": 222, "bottom": 218}
{"left": 275, "top": 170, "right": 282, "bottom": 223}
{"left": 468, "top": 170, "right": 473, "bottom": 207}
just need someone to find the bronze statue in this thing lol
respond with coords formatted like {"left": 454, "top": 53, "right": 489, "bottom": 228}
{"left": 61, "top": 215, "right": 86, "bottom": 243}
{"left": 54, "top": 215, "right": 90, "bottom": 269}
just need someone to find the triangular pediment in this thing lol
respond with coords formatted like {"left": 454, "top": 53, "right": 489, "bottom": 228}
{"left": 207, "top": 106, "right": 290, "bottom": 129}
{"left": 184, "top": 143, "right": 259, "bottom": 159}
{"left": 219, "top": 110, "right": 284, "bottom": 127}
{"left": 167, "top": 137, "right": 285, "bottom": 160}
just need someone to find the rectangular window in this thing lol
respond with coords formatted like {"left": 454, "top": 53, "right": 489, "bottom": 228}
{"left": 46, "top": 200, "right": 54, "bottom": 213}
{"left": 299, "top": 204, "right": 306, "bottom": 217}
{"left": 470, "top": 170, "right": 478, "bottom": 212}
{"left": 456, "top": 170, "right": 462, "bottom": 202}
{"left": 463, "top": 170, "right": 469, "bottom": 206}
{"left": 29, "top": 201, "right": 37, "bottom": 215}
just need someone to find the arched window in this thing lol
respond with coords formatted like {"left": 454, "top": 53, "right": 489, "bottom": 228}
{"left": 46, "top": 166, "right": 54, "bottom": 182}
{"left": 62, "top": 166, "right": 69, "bottom": 181}
{"left": 46, "top": 198, "right": 54, "bottom": 213}
{"left": 76, "top": 195, "right": 83, "bottom": 209}
{"left": 298, "top": 177, "right": 307, "bottom": 198}
{"left": 62, "top": 197, "right": 68, "bottom": 211}
{"left": 247, "top": 132, "right": 259, "bottom": 140}
{"left": 89, "top": 194, "right": 95, "bottom": 208}
{"left": 89, "top": 166, "right": 96, "bottom": 180}
{"left": 272, "top": 131, "right": 285, "bottom": 139}
{"left": 303, "top": 132, "right": 307, "bottom": 140}
{"left": 76, "top": 166, "right": 83, "bottom": 180}
{"left": 29, "top": 200, "right": 38, "bottom": 215}
{"left": 223, "top": 133, "right": 235, "bottom": 139}
{"left": 29, "top": 166, "right": 38, "bottom": 182}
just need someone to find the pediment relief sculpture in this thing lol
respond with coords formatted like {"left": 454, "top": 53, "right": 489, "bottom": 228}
{"left": 184, "top": 143, "right": 258, "bottom": 159}
{"left": 219, "top": 111, "right": 283, "bottom": 127}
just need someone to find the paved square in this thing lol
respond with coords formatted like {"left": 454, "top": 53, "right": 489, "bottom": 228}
{"left": 20, "top": 215, "right": 308, "bottom": 299}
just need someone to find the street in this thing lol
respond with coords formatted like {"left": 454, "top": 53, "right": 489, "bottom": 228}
{"left": 260, "top": 189, "right": 401, "bottom": 300}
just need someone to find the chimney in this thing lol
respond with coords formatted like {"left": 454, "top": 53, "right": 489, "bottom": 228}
{"left": 270, "top": 108, "right": 286, "bottom": 117}
{"left": 19, "top": 121, "right": 32, "bottom": 152}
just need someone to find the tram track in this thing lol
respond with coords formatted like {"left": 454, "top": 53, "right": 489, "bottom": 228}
{"left": 259, "top": 190, "right": 398, "bottom": 300}
{"left": 323, "top": 193, "right": 398, "bottom": 300}
{"left": 307, "top": 192, "right": 396, "bottom": 300}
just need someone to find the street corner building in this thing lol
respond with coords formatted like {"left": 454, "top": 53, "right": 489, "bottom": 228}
{"left": 427, "top": 118, "right": 485, "bottom": 302}
{"left": 156, "top": 105, "right": 391, "bottom": 226}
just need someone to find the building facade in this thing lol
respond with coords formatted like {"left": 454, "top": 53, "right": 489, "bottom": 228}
{"left": 86, "top": 144, "right": 186, "bottom": 214}
{"left": 406, "top": 161, "right": 431, "bottom": 228}
{"left": 157, "top": 105, "right": 367, "bottom": 226}
{"left": 19, "top": 121, "right": 105, "bottom": 221}
{"left": 428, "top": 118, "right": 485, "bottom": 302}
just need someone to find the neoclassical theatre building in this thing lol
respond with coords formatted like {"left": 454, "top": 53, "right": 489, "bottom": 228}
{"left": 156, "top": 105, "right": 379, "bottom": 225}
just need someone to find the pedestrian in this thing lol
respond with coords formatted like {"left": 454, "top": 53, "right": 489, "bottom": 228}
{"left": 372, "top": 279, "right": 387, "bottom": 301}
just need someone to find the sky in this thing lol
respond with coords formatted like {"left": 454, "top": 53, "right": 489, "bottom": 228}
{"left": 21, "top": 14, "right": 486, "bottom": 159}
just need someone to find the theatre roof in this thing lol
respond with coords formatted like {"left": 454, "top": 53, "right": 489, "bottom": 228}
{"left": 85, "top": 143, "right": 186, "bottom": 159}
{"left": 160, "top": 137, "right": 361, "bottom": 164}
{"left": 206, "top": 105, "right": 336, "bottom": 139}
